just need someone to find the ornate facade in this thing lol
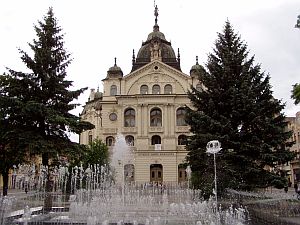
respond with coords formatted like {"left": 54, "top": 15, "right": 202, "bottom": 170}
{"left": 79, "top": 6, "right": 204, "bottom": 184}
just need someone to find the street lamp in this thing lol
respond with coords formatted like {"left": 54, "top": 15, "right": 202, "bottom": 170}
{"left": 206, "top": 140, "right": 222, "bottom": 213}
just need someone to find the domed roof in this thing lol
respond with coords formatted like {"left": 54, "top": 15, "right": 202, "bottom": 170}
{"left": 105, "top": 58, "right": 123, "bottom": 79}
{"left": 131, "top": 6, "right": 181, "bottom": 72}
{"left": 190, "top": 56, "right": 205, "bottom": 77}
{"left": 94, "top": 89, "right": 103, "bottom": 100}
{"left": 146, "top": 29, "right": 167, "bottom": 41}
{"left": 108, "top": 64, "right": 122, "bottom": 73}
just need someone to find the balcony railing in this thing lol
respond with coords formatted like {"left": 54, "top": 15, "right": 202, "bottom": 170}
{"left": 149, "top": 127, "right": 163, "bottom": 133}
{"left": 176, "top": 146, "right": 186, "bottom": 151}
{"left": 103, "top": 128, "right": 118, "bottom": 134}
{"left": 122, "top": 127, "right": 137, "bottom": 133}
{"left": 175, "top": 126, "right": 189, "bottom": 133}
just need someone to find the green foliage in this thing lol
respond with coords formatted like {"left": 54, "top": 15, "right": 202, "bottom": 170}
{"left": 291, "top": 83, "right": 300, "bottom": 105}
{"left": 82, "top": 139, "right": 109, "bottom": 168}
{"left": 186, "top": 21, "right": 294, "bottom": 195}
{"left": 0, "top": 8, "right": 94, "bottom": 169}
{"left": 0, "top": 74, "right": 30, "bottom": 174}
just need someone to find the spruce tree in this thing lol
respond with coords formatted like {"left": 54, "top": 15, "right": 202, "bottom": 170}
{"left": 186, "top": 21, "right": 293, "bottom": 194}
{"left": 1, "top": 8, "right": 94, "bottom": 196}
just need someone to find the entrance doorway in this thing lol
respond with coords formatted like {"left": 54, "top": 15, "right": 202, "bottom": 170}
{"left": 178, "top": 164, "right": 188, "bottom": 184}
{"left": 150, "top": 164, "right": 163, "bottom": 183}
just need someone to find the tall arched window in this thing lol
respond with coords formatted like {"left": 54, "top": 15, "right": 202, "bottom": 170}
{"left": 178, "top": 135, "right": 187, "bottom": 145}
{"left": 164, "top": 84, "right": 172, "bottom": 94}
{"left": 110, "top": 85, "right": 117, "bottom": 96}
{"left": 125, "top": 135, "right": 134, "bottom": 146}
{"left": 106, "top": 136, "right": 115, "bottom": 146}
{"left": 124, "top": 108, "right": 135, "bottom": 127}
{"left": 176, "top": 107, "right": 187, "bottom": 126}
{"left": 140, "top": 85, "right": 148, "bottom": 94}
{"left": 151, "top": 135, "right": 161, "bottom": 145}
{"left": 88, "top": 131, "right": 93, "bottom": 144}
{"left": 150, "top": 108, "right": 162, "bottom": 127}
{"left": 152, "top": 85, "right": 160, "bottom": 94}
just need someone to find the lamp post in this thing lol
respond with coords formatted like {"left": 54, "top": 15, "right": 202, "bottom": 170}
{"left": 206, "top": 140, "right": 222, "bottom": 214}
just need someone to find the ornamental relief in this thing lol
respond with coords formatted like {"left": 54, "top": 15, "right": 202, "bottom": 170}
{"left": 123, "top": 62, "right": 173, "bottom": 84}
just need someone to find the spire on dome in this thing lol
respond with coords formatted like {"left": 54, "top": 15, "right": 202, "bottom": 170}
{"left": 153, "top": 4, "right": 159, "bottom": 32}
{"left": 196, "top": 56, "right": 199, "bottom": 65}
{"left": 154, "top": 5, "right": 158, "bottom": 25}
{"left": 177, "top": 48, "right": 181, "bottom": 64}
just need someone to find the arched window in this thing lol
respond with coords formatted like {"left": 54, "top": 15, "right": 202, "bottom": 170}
{"left": 151, "top": 135, "right": 161, "bottom": 145}
{"left": 110, "top": 85, "right": 117, "bottom": 96}
{"left": 124, "top": 108, "right": 135, "bottom": 127}
{"left": 164, "top": 84, "right": 172, "bottom": 94}
{"left": 150, "top": 108, "right": 162, "bottom": 127}
{"left": 152, "top": 85, "right": 160, "bottom": 94}
{"left": 88, "top": 131, "right": 93, "bottom": 144}
{"left": 178, "top": 135, "right": 187, "bottom": 145}
{"left": 196, "top": 83, "right": 203, "bottom": 92}
{"left": 140, "top": 85, "right": 148, "bottom": 94}
{"left": 176, "top": 107, "right": 187, "bottom": 126}
{"left": 106, "top": 136, "right": 115, "bottom": 146}
{"left": 125, "top": 135, "right": 134, "bottom": 146}
{"left": 178, "top": 164, "right": 187, "bottom": 183}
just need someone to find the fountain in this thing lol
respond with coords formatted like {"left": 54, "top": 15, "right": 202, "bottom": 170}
{"left": 0, "top": 135, "right": 249, "bottom": 225}
{"left": 111, "top": 133, "right": 135, "bottom": 186}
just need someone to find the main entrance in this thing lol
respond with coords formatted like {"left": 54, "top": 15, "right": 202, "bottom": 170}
{"left": 150, "top": 164, "right": 163, "bottom": 183}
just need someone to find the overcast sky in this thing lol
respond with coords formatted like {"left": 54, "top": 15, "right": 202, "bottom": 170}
{"left": 1, "top": 0, "right": 300, "bottom": 140}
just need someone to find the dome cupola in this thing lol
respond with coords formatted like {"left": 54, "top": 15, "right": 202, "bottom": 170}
{"left": 94, "top": 87, "right": 103, "bottom": 100}
{"left": 190, "top": 56, "right": 205, "bottom": 78}
{"left": 131, "top": 5, "right": 181, "bottom": 72}
{"left": 106, "top": 57, "right": 123, "bottom": 79}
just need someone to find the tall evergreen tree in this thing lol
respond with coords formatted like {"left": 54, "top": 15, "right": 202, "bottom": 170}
{"left": 0, "top": 8, "right": 94, "bottom": 196}
{"left": 186, "top": 21, "right": 293, "bottom": 195}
